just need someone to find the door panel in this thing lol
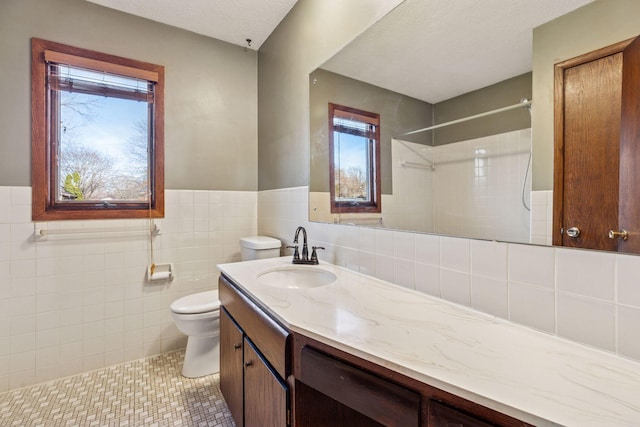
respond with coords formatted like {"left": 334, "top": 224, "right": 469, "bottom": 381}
{"left": 619, "top": 36, "right": 640, "bottom": 253}
{"left": 561, "top": 53, "right": 621, "bottom": 251}
{"left": 555, "top": 36, "right": 640, "bottom": 254}
{"left": 244, "top": 338, "right": 288, "bottom": 427}
{"left": 220, "top": 308, "right": 244, "bottom": 427}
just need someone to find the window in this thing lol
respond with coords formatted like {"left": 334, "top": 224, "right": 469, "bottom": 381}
{"left": 31, "top": 38, "right": 164, "bottom": 220}
{"left": 329, "top": 103, "right": 381, "bottom": 213}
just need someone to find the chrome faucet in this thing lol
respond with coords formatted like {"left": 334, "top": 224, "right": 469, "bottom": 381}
{"left": 287, "top": 226, "right": 324, "bottom": 264}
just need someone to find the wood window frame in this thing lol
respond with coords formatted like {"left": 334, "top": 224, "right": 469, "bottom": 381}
{"left": 31, "top": 38, "right": 165, "bottom": 221}
{"left": 328, "top": 103, "right": 381, "bottom": 214}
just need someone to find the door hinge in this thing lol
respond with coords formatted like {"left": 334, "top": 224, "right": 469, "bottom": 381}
{"left": 287, "top": 409, "right": 291, "bottom": 426}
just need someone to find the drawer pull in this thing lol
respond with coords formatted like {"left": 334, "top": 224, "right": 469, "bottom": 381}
{"left": 234, "top": 343, "right": 241, "bottom": 350}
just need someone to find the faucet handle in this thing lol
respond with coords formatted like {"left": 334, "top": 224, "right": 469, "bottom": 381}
{"left": 310, "top": 246, "right": 325, "bottom": 264}
{"left": 286, "top": 245, "right": 300, "bottom": 260}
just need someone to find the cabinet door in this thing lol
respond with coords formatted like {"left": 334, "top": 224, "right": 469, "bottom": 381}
{"left": 244, "top": 337, "right": 289, "bottom": 427}
{"left": 220, "top": 308, "right": 244, "bottom": 427}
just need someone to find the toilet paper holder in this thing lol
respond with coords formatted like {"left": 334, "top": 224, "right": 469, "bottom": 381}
{"left": 147, "top": 263, "right": 174, "bottom": 282}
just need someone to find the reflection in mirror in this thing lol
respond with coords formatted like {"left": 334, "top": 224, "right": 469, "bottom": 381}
{"left": 309, "top": 0, "right": 594, "bottom": 245}
{"left": 329, "top": 103, "right": 381, "bottom": 214}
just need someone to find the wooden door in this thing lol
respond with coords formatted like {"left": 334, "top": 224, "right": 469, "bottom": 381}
{"left": 554, "top": 36, "right": 640, "bottom": 252}
{"left": 244, "top": 337, "right": 289, "bottom": 427}
{"left": 618, "top": 36, "right": 640, "bottom": 253}
{"left": 220, "top": 308, "right": 245, "bottom": 427}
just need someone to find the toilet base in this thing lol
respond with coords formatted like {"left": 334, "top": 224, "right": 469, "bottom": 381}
{"left": 181, "top": 335, "right": 220, "bottom": 378}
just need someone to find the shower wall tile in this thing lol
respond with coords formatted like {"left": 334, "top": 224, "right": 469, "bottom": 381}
{"left": 508, "top": 244, "right": 555, "bottom": 289}
{"left": 414, "top": 262, "right": 440, "bottom": 297}
{"left": 557, "top": 293, "right": 615, "bottom": 352}
{"left": 618, "top": 305, "right": 640, "bottom": 361}
{"left": 472, "top": 276, "right": 508, "bottom": 318}
{"left": 259, "top": 186, "right": 639, "bottom": 365}
{"left": 440, "top": 237, "right": 470, "bottom": 273}
{"left": 509, "top": 282, "right": 555, "bottom": 333}
{"left": 0, "top": 186, "right": 257, "bottom": 392}
{"left": 440, "top": 269, "right": 471, "bottom": 306}
{"left": 393, "top": 231, "right": 415, "bottom": 261}
{"left": 3, "top": 183, "right": 636, "bottom": 392}
{"left": 530, "top": 190, "right": 553, "bottom": 245}
{"left": 415, "top": 233, "right": 439, "bottom": 266}
{"left": 556, "top": 248, "right": 615, "bottom": 301}
{"left": 616, "top": 254, "right": 640, "bottom": 308}
{"left": 471, "top": 240, "right": 507, "bottom": 280}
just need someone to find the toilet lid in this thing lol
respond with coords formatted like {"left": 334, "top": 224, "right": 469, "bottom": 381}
{"left": 170, "top": 290, "right": 220, "bottom": 314}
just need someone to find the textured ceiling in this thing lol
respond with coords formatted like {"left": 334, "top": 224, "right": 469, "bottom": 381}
{"left": 85, "top": 0, "right": 299, "bottom": 50}
{"left": 86, "top": 0, "right": 595, "bottom": 102}
{"left": 322, "top": 0, "right": 595, "bottom": 103}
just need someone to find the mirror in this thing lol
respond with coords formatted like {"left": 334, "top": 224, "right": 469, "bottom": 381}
{"left": 309, "top": 0, "right": 595, "bottom": 245}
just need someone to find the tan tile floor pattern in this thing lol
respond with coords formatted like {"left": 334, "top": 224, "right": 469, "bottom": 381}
{"left": 0, "top": 350, "right": 235, "bottom": 427}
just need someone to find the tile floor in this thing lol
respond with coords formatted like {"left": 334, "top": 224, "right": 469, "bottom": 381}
{"left": 0, "top": 351, "right": 235, "bottom": 427}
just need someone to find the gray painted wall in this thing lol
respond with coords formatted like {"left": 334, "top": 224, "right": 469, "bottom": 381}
{"left": 257, "top": 0, "right": 403, "bottom": 191}
{"left": 309, "top": 69, "right": 432, "bottom": 194}
{"left": 308, "top": 70, "right": 530, "bottom": 195}
{"left": 263, "top": 0, "right": 640, "bottom": 195}
{"left": 532, "top": 0, "right": 640, "bottom": 191}
{"left": 0, "top": 0, "right": 257, "bottom": 190}
{"left": 433, "top": 73, "right": 532, "bottom": 146}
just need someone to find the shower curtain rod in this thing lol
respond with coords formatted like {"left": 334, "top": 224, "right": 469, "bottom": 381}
{"left": 399, "top": 99, "right": 532, "bottom": 137}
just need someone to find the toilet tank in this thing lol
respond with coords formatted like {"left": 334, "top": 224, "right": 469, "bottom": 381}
{"left": 240, "top": 236, "right": 281, "bottom": 261}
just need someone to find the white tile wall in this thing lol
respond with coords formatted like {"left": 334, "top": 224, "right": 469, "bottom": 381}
{"left": 312, "top": 129, "right": 531, "bottom": 240}
{"left": 4, "top": 183, "right": 639, "bottom": 391}
{"left": 530, "top": 190, "right": 553, "bottom": 245}
{"left": 390, "top": 130, "right": 532, "bottom": 243}
{"left": 259, "top": 186, "right": 640, "bottom": 364}
{"left": 0, "top": 186, "right": 257, "bottom": 392}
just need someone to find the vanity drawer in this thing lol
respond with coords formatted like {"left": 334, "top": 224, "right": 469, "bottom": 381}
{"left": 219, "top": 274, "right": 291, "bottom": 378}
{"left": 299, "top": 345, "right": 420, "bottom": 427}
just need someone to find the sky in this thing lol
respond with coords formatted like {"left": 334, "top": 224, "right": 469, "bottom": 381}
{"left": 61, "top": 92, "right": 148, "bottom": 172}
{"left": 333, "top": 132, "right": 368, "bottom": 173}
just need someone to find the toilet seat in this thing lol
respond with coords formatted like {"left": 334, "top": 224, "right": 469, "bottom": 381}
{"left": 170, "top": 290, "right": 220, "bottom": 314}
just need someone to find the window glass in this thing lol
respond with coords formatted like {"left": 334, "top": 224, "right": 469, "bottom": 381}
{"left": 329, "top": 104, "right": 381, "bottom": 214}
{"left": 333, "top": 130, "right": 371, "bottom": 203}
{"left": 56, "top": 82, "right": 150, "bottom": 202}
{"left": 31, "top": 38, "right": 164, "bottom": 220}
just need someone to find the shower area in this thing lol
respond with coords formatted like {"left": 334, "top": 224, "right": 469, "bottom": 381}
{"left": 386, "top": 101, "right": 533, "bottom": 244}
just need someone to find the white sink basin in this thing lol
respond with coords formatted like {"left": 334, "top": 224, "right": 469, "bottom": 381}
{"left": 257, "top": 266, "right": 337, "bottom": 289}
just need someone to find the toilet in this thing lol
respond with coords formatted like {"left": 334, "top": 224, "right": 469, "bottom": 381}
{"left": 169, "top": 236, "right": 281, "bottom": 378}
{"left": 239, "top": 236, "right": 281, "bottom": 260}
{"left": 170, "top": 290, "right": 221, "bottom": 378}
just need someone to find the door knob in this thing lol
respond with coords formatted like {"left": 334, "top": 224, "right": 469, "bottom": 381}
{"left": 566, "top": 227, "right": 581, "bottom": 238}
{"left": 608, "top": 229, "right": 629, "bottom": 240}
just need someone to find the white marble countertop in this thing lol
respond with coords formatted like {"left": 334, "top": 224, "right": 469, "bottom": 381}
{"left": 218, "top": 257, "right": 640, "bottom": 426}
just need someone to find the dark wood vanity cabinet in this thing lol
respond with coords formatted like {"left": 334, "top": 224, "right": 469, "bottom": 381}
{"left": 219, "top": 308, "right": 244, "bottom": 425}
{"left": 219, "top": 273, "right": 531, "bottom": 427}
{"left": 219, "top": 275, "right": 291, "bottom": 427}
{"left": 293, "top": 334, "right": 532, "bottom": 427}
{"left": 297, "top": 345, "right": 420, "bottom": 427}
{"left": 428, "top": 400, "right": 497, "bottom": 427}
{"left": 243, "top": 337, "right": 289, "bottom": 426}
